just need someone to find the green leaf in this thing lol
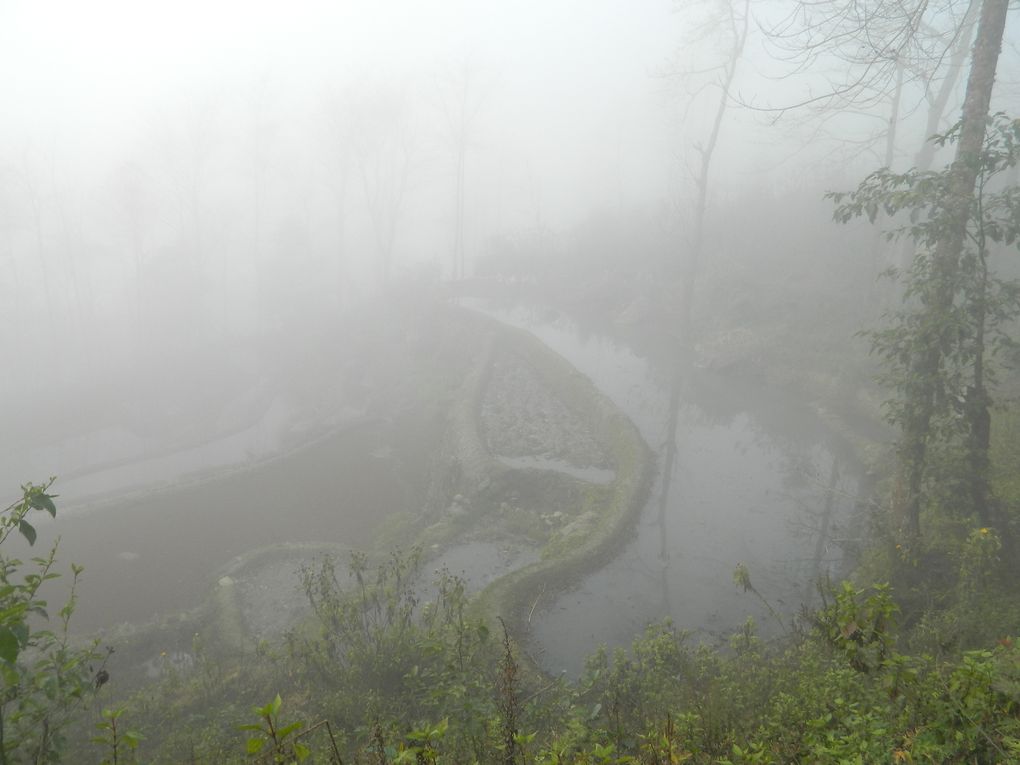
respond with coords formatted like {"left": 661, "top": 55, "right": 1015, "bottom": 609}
{"left": 18, "top": 519, "right": 36, "bottom": 546}
{"left": 10, "top": 623, "right": 28, "bottom": 646}
{"left": 593, "top": 742, "right": 615, "bottom": 758}
{"left": 30, "top": 493, "right": 56, "bottom": 517}
{"left": 246, "top": 737, "right": 265, "bottom": 754}
{"left": 278, "top": 721, "right": 304, "bottom": 738}
{"left": 0, "top": 626, "right": 20, "bottom": 664}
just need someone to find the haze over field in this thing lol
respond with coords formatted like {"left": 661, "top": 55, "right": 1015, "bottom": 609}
{"left": 0, "top": 0, "right": 1018, "bottom": 656}
{"left": 6, "top": 1, "right": 1015, "bottom": 414}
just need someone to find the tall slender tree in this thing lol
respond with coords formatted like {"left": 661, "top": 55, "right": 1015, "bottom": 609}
{"left": 435, "top": 58, "right": 488, "bottom": 282}
{"left": 322, "top": 88, "right": 356, "bottom": 306}
{"left": 758, "top": 0, "right": 1013, "bottom": 541}
{"left": 673, "top": 0, "right": 750, "bottom": 344}
{"left": 351, "top": 87, "right": 415, "bottom": 286}
{"left": 893, "top": 0, "right": 1010, "bottom": 541}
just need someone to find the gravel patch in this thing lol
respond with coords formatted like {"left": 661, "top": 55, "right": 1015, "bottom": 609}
{"left": 481, "top": 350, "right": 612, "bottom": 470}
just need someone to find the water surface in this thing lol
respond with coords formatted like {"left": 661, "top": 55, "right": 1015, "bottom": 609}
{"left": 466, "top": 302, "right": 862, "bottom": 676}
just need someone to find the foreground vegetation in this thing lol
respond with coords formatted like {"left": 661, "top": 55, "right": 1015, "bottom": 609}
{"left": 2, "top": 452, "right": 1020, "bottom": 764}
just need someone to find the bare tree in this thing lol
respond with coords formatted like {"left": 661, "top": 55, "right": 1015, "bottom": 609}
{"left": 434, "top": 57, "right": 489, "bottom": 281}
{"left": 756, "top": 0, "right": 974, "bottom": 120}
{"left": 155, "top": 94, "right": 221, "bottom": 259}
{"left": 0, "top": 165, "right": 25, "bottom": 343}
{"left": 111, "top": 160, "right": 153, "bottom": 321}
{"left": 750, "top": 1, "right": 981, "bottom": 198}
{"left": 350, "top": 86, "right": 415, "bottom": 286}
{"left": 246, "top": 73, "right": 277, "bottom": 262}
{"left": 13, "top": 158, "right": 58, "bottom": 337}
{"left": 669, "top": 0, "right": 751, "bottom": 344}
{"left": 321, "top": 86, "right": 357, "bottom": 305}
{"left": 48, "top": 163, "right": 90, "bottom": 326}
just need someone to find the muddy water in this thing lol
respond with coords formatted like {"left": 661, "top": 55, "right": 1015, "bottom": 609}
{"left": 14, "top": 300, "right": 863, "bottom": 672}
{"left": 465, "top": 302, "right": 863, "bottom": 676}
{"left": 11, "top": 419, "right": 424, "bottom": 634}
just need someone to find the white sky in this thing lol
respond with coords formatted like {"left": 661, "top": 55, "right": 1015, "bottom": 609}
{"left": 2, "top": 0, "right": 1018, "bottom": 270}
{"left": 0, "top": 1, "right": 680, "bottom": 175}
{"left": 1, "top": 0, "right": 1019, "bottom": 423}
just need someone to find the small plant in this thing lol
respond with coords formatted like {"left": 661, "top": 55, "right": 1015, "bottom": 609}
{"left": 638, "top": 715, "right": 692, "bottom": 764}
{"left": 91, "top": 707, "right": 143, "bottom": 765}
{"left": 240, "top": 694, "right": 310, "bottom": 763}
{"left": 395, "top": 717, "right": 448, "bottom": 764}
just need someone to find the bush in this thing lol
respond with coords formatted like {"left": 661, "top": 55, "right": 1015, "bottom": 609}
{"left": 0, "top": 480, "right": 104, "bottom": 763}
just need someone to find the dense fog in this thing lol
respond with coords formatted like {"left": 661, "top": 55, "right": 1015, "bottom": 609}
{"left": 2, "top": 0, "right": 1020, "bottom": 647}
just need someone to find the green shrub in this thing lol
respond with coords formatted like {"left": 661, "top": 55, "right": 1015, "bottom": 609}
{"left": 0, "top": 481, "right": 104, "bottom": 763}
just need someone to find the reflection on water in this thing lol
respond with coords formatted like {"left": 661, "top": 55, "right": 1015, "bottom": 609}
{"left": 465, "top": 301, "right": 863, "bottom": 676}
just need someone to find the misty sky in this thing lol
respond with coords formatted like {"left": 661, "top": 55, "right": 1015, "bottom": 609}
{"left": 6, "top": 2, "right": 1015, "bottom": 249}
{"left": 0, "top": 1, "right": 682, "bottom": 217}
{"left": 1, "top": 0, "right": 1019, "bottom": 423}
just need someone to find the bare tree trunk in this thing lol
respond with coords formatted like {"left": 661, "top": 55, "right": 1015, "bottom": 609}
{"left": 54, "top": 188, "right": 89, "bottom": 327}
{"left": 454, "top": 139, "right": 466, "bottom": 279}
{"left": 438, "top": 60, "right": 486, "bottom": 281}
{"left": 23, "top": 172, "right": 58, "bottom": 344}
{"left": 884, "top": 59, "right": 905, "bottom": 171}
{"left": 323, "top": 91, "right": 353, "bottom": 306}
{"left": 656, "top": 370, "right": 683, "bottom": 614}
{"left": 679, "top": 0, "right": 749, "bottom": 345}
{"left": 452, "top": 70, "right": 469, "bottom": 281}
{"left": 895, "top": 0, "right": 1008, "bottom": 542}
{"left": 914, "top": 2, "right": 981, "bottom": 175}
{"left": 336, "top": 169, "right": 348, "bottom": 303}
{"left": 967, "top": 244, "right": 991, "bottom": 527}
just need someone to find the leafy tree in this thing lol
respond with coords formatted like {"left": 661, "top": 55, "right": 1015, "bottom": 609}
{"left": 832, "top": 113, "right": 1020, "bottom": 543}
{"left": 828, "top": 0, "right": 1012, "bottom": 544}
{"left": 889, "top": 0, "right": 1010, "bottom": 543}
